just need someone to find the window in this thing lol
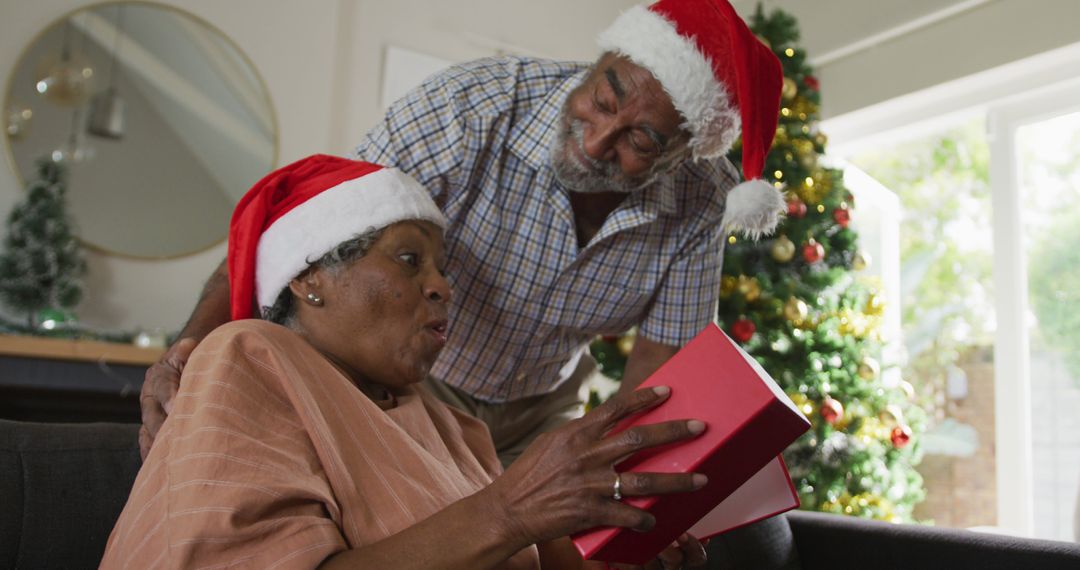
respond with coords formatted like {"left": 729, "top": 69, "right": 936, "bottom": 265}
{"left": 827, "top": 53, "right": 1080, "bottom": 539}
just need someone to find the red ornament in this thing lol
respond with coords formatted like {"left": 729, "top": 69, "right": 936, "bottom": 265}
{"left": 730, "top": 317, "right": 756, "bottom": 343}
{"left": 833, "top": 207, "right": 851, "bottom": 228}
{"left": 891, "top": 425, "right": 913, "bottom": 448}
{"left": 787, "top": 198, "right": 807, "bottom": 218}
{"left": 820, "top": 397, "right": 844, "bottom": 425}
{"left": 802, "top": 240, "right": 825, "bottom": 263}
{"left": 804, "top": 75, "right": 820, "bottom": 91}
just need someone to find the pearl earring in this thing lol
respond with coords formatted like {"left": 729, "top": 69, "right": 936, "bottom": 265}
{"left": 306, "top": 292, "right": 323, "bottom": 306}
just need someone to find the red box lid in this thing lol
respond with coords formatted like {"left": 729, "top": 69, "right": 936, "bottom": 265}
{"left": 571, "top": 323, "right": 811, "bottom": 564}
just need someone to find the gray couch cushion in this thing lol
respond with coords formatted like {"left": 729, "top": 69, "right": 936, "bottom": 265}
{"left": 787, "top": 509, "right": 1080, "bottom": 570}
{"left": 706, "top": 514, "right": 802, "bottom": 570}
{"left": 0, "top": 420, "right": 141, "bottom": 570}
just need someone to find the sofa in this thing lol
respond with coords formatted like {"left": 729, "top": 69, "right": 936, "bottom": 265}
{"left": 2, "top": 419, "right": 1079, "bottom": 569}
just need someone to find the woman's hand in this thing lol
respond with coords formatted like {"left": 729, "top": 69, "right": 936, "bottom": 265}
{"left": 486, "top": 385, "right": 707, "bottom": 548}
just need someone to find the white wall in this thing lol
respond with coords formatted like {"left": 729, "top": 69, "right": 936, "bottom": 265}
{"left": 0, "top": 0, "right": 636, "bottom": 332}
{"left": 6, "top": 0, "right": 1078, "bottom": 333}
{"left": 734, "top": 0, "right": 1080, "bottom": 121}
{"left": 1, "top": 0, "right": 346, "bottom": 331}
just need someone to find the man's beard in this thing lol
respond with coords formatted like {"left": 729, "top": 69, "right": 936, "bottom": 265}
{"left": 549, "top": 115, "right": 661, "bottom": 194}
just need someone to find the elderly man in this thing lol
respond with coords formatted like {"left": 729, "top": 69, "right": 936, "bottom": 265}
{"left": 141, "top": 0, "right": 784, "bottom": 466}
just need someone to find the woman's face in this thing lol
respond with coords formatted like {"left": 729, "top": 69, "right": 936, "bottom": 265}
{"left": 293, "top": 220, "right": 450, "bottom": 390}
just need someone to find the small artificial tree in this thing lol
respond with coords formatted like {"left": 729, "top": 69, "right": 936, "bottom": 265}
{"left": 0, "top": 158, "right": 86, "bottom": 329}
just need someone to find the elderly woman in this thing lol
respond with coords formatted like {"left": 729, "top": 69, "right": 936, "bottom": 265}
{"left": 101, "top": 155, "right": 707, "bottom": 569}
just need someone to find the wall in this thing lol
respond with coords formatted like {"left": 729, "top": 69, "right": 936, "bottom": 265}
{"left": 0, "top": 0, "right": 637, "bottom": 332}
{"left": 6, "top": 0, "right": 1078, "bottom": 333}
{"left": 0, "top": 0, "right": 347, "bottom": 331}
{"left": 736, "top": 0, "right": 1080, "bottom": 122}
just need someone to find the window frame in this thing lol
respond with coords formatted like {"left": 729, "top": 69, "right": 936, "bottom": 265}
{"left": 823, "top": 41, "right": 1080, "bottom": 536}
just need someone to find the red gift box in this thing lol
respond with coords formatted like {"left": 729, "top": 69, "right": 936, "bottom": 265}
{"left": 572, "top": 324, "right": 812, "bottom": 565}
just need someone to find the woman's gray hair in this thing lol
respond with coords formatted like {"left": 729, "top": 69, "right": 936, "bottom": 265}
{"left": 261, "top": 227, "right": 383, "bottom": 326}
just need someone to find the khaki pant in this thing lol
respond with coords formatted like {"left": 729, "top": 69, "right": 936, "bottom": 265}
{"left": 423, "top": 357, "right": 594, "bottom": 468}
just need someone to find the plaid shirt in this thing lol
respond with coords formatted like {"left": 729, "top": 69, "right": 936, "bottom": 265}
{"left": 353, "top": 57, "right": 737, "bottom": 402}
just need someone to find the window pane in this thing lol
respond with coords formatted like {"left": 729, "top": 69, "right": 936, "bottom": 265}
{"left": 847, "top": 118, "right": 997, "bottom": 529}
{"left": 1017, "top": 110, "right": 1080, "bottom": 542}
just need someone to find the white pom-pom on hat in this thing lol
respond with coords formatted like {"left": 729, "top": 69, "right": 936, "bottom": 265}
{"left": 721, "top": 179, "right": 785, "bottom": 240}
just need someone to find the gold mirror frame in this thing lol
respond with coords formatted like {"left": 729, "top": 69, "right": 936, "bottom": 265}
{"left": 2, "top": 0, "right": 279, "bottom": 260}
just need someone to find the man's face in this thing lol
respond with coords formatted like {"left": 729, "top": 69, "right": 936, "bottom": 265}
{"left": 550, "top": 53, "right": 687, "bottom": 194}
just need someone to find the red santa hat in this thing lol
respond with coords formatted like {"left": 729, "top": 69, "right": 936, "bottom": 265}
{"left": 228, "top": 154, "right": 447, "bottom": 320}
{"left": 597, "top": 0, "right": 786, "bottom": 238}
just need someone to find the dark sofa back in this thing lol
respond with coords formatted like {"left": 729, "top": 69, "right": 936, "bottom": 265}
{"left": 0, "top": 420, "right": 141, "bottom": 569}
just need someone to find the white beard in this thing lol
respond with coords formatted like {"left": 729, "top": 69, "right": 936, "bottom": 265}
{"left": 549, "top": 116, "right": 660, "bottom": 194}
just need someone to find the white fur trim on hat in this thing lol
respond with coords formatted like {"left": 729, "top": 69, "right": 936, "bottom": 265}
{"left": 722, "top": 179, "right": 785, "bottom": 239}
{"left": 254, "top": 168, "right": 447, "bottom": 311}
{"left": 597, "top": 5, "right": 740, "bottom": 159}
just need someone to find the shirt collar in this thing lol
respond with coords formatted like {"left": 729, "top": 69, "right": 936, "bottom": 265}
{"left": 507, "top": 70, "right": 585, "bottom": 171}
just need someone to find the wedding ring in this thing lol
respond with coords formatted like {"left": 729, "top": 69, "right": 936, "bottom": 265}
{"left": 612, "top": 474, "right": 623, "bottom": 501}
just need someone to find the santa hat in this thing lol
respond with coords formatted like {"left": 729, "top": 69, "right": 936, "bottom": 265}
{"left": 597, "top": 0, "right": 786, "bottom": 239}
{"left": 228, "top": 154, "right": 447, "bottom": 320}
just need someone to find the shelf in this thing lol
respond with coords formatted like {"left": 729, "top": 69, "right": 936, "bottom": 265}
{"left": 0, "top": 333, "right": 164, "bottom": 367}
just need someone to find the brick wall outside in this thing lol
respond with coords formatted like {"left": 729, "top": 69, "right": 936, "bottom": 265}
{"left": 914, "top": 347, "right": 997, "bottom": 528}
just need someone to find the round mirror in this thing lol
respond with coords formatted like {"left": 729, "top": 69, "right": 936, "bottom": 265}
{"left": 3, "top": 2, "right": 276, "bottom": 258}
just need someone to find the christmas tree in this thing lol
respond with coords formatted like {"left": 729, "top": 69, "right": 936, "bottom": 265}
{"left": 591, "top": 6, "right": 927, "bottom": 522}
{"left": 0, "top": 158, "right": 87, "bottom": 329}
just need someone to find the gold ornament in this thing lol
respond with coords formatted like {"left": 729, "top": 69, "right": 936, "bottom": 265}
{"left": 789, "top": 96, "right": 819, "bottom": 119}
{"left": 794, "top": 138, "right": 817, "bottom": 169}
{"left": 879, "top": 404, "right": 905, "bottom": 427}
{"left": 737, "top": 276, "right": 761, "bottom": 302}
{"left": 794, "top": 169, "right": 831, "bottom": 205}
{"left": 853, "top": 250, "right": 872, "bottom": 271}
{"left": 855, "top": 416, "right": 891, "bottom": 444}
{"left": 858, "top": 356, "right": 880, "bottom": 380}
{"left": 814, "top": 132, "right": 829, "bottom": 148}
{"left": 783, "top": 297, "right": 809, "bottom": 323}
{"left": 865, "top": 292, "right": 885, "bottom": 316}
{"left": 616, "top": 335, "right": 635, "bottom": 357}
{"left": 720, "top": 275, "right": 738, "bottom": 297}
{"left": 837, "top": 309, "right": 857, "bottom": 336}
{"left": 773, "top": 126, "right": 788, "bottom": 147}
{"left": 899, "top": 380, "right": 916, "bottom": 400}
{"left": 770, "top": 235, "right": 796, "bottom": 263}
{"left": 789, "top": 393, "right": 815, "bottom": 419}
{"left": 782, "top": 77, "right": 798, "bottom": 100}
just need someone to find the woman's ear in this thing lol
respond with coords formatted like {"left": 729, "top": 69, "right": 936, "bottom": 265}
{"left": 289, "top": 267, "right": 325, "bottom": 304}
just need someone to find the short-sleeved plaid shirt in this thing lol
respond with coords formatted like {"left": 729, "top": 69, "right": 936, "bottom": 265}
{"left": 353, "top": 57, "right": 738, "bottom": 403}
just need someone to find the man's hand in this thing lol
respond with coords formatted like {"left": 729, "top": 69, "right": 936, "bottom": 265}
{"left": 139, "top": 338, "right": 197, "bottom": 459}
